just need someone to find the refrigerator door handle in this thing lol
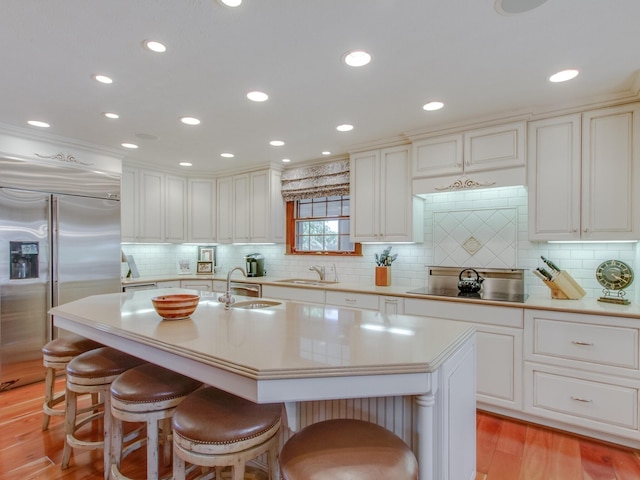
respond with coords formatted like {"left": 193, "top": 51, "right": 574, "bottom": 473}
{"left": 50, "top": 196, "right": 58, "bottom": 308}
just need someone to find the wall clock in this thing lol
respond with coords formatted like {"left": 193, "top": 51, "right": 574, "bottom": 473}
{"left": 595, "top": 259, "right": 634, "bottom": 305}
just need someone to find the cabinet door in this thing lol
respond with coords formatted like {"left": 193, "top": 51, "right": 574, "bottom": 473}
{"left": 412, "top": 134, "right": 463, "bottom": 177}
{"left": 121, "top": 167, "right": 138, "bottom": 241}
{"left": 165, "top": 175, "right": 186, "bottom": 243}
{"left": 351, "top": 150, "right": 380, "bottom": 241}
{"left": 380, "top": 146, "right": 413, "bottom": 242}
{"left": 188, "top": 179, "right": 216, "bottom": 242}
{"left": 216, "top": 176, "right": 233, "bottom": 243}
{"left": 250, "top": 170, "right": 270, "bottom": 242}
{"left": 180, "top": 279, "right": 212, "bottom": 292}
{"left": 527, "top": 114, "right": 582, "bottom": 241}
{"left": 464, "top": 122, "right": 525, "bottom": 173}
{"left": 139, "top": 170, "right": 164, "bottom": 242}
{"left": 233, "top": 174, "right": 250, "bottom": 242}
{"left": 582, "top": 103, "right": 640, "bottom": 240}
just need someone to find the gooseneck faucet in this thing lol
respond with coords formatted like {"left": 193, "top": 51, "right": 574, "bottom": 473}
{"left": 309, "top": 265, "right": 325, "bottom": 281}
{"left": 219, "top": 266, "right": 247, "bottom": 310}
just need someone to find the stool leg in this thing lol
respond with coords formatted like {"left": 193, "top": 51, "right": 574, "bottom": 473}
{"left": 267, "top": 443, "right": 280, "bottom": 480}
{"left": 232, "top": 458, "right": 245, "bottom": 480}
{"left": 147, "top": 418, "right": 160, "bottom": 480}
{"left": 42, "top": 366, "right": 56, "bottom": 431}
{"left": 61, "top": 387, "right": 77, "bottom": 469}
{"left": 103, "top": 392, "right": 112, "bottom": 480}
{"left": 160, "top": 417, "right": 172, "bottom": 466}
{"left": 110, "top": 413, "right": 124, "bottom": 477}
{"left": 173, "top": 448, "right": 186, "bottom": 480}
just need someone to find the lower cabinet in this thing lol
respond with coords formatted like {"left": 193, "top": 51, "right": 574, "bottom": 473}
{"left": 180, "top": 279, "right": 213, "bottom": 292}
{"left": 262, "top": 285, "right": 326, "bottom": 304}
{"left": 325, "top": 290, "right": 379, "bottom": 310}
{"left": 524, "top": 309, "right": 640, "bottom": 445}
{"left": 405, "top": 298, "right": 523, "bottom": 411}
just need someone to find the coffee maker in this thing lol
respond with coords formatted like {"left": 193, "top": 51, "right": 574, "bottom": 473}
{"left": 245, "top": 253, "right": 265, "bottom": 277}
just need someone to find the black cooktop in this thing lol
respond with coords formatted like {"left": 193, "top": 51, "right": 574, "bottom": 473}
{"left": 406, "top": 287, "right": 528, "bottom": 304}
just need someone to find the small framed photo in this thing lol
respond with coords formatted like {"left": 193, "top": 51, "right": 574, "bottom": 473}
{"left": 196, "top": 261, "right": 213, "bottom": 274}
{"left": 198, "top": 246, "right": 216, "bottom": 263}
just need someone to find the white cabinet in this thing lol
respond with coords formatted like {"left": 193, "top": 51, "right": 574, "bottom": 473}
{"left": 350, "top": 145, "right": 423, "bottom": 242}
{"left": 157, "top": 280, "right": 181, "bottom": 288}
{"left": 121, "top": 166, "right": 186, "bottom": 243}
{"left": 217, "top": 169, "right": 284, "bottom": 244}
{"left": 412, "top": 121, "right": 526, "bottom": 193}
{"left": 262, "top": 285, "right": 325, "bottom": 304}
{"left": 528, "top": 103, "right": 640, "bottom": 241}
{"left": 325, "top": 290, "right": 379, "bottom": 310}
{"left": 524, "top": 309, "right": 640, "bottom": 444}
{"left": 379, "top": 295, "right": 404, "bottom": 315}
{"left": 180, "top": 279, "right": 213, "bottom": 292}
{"left": 404, "top": 297, "right": 524, "bottom": 411}
{"left": 188, "top": 178, "right": 216, "bottom": 242}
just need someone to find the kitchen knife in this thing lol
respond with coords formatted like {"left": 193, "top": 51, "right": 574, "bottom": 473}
{"left": 536, "top": 267, "right": 554, "bottom": 281}
{"left": 541, "top": 256, "right": 561, "bottom": 272}
{"left": 533, "top": 269, "right": 549, "bottom": 282}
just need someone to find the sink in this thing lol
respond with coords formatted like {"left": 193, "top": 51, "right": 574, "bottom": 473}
{"left": 275, "top": 278, "right": 339, "bottom": 286}
{"left": 233, "top": 300, "right": 282, "bottom": 309}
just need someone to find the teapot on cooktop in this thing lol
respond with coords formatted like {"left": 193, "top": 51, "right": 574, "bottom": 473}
{"left": 458, "top": 268, "right": 484, "bottom": 293}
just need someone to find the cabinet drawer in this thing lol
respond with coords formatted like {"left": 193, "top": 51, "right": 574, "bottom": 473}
{"left": 262, "top": 285, "right": 325, "bottom": 304}
{"left": 527, "top": 366, "right": 638, "bottom": 431}
{"left": 180, "top": 280, "right": 213, "bottom": 292}
{"left": 531, "top": 318, "right": 638, "bottom": 370}
{"left": 325, "top": 291, "right": 379, "bottom": 310}
{"left": 404, "top": 298, "right": 523, "bottom": 328}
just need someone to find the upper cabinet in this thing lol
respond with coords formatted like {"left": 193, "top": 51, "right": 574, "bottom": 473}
{"left": 187, "top": 178, "right": 216, "bottom": 243}
{"left": 121, "top": 166, "right": 187, "bottom": 243}
{"left": 216, "top": 169, "right": 284, "bottom": 244}
{"left": 350, "top": 145, "right": 423, "bottom": 243}
{"left": 528, "top": 103, "right": 640, "bottom": 241}
{"left": 412, "top": 121, "right": 526, "bottom": 194}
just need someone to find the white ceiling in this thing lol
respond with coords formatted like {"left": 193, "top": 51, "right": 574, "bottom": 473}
{"left": 1, "top": 0, "right": 639, "bottom": 174}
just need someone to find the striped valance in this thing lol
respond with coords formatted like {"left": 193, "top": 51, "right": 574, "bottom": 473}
{"left": 281, "top": 160, "right": 350, "bottom": 201}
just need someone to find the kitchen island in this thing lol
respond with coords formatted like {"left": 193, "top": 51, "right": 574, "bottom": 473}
{"left": 50, "top": 288, "right": 476, "bottom": 480}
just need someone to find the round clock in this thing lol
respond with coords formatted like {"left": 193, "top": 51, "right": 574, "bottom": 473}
{"left": 595, "top": 260, "right": 634, "bottom": 291}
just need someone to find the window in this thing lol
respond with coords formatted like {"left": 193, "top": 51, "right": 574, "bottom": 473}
{"left": 286, "top": 195, "right": 361, "bottom": 255}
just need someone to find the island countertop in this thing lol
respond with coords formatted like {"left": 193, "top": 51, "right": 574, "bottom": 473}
{"left": 50, "top": 288, "right": 474, "bottom": 382}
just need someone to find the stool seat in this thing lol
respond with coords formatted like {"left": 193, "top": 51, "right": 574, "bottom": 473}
{"left": 62, "top": 347, "right": 146, "bottom": 480}
{"left": 110, "top": 364, "right": 202, "bottom": 480}
{"left": 41, "top": 334, "right": 102, "bottom": 431}
{"left": 172, "top": 387, "right": 282, "bottom": 480}
{"left": 280, "top": 419, "right": 419, "bottom": 480}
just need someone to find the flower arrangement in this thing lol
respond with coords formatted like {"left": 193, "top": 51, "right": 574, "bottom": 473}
{"left": 375, "top": 246, "right": 397, "bottom": 267}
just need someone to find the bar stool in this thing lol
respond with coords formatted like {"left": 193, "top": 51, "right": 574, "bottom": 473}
{"left": 109, "top": 363, "right": 202, "bottom": 480}
{"left": 279, "top": 418, "right": 419, "bottom": 480}
{"left": 172, "top": 386, "right": 283, "bottom": 480}
{"left": 61, "top": 346, "right": 146, "bottom": 479}
{"left": 41, "top": 334, "right": 102, "bottom": 430}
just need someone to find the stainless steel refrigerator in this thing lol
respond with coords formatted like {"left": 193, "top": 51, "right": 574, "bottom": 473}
{"left": 0, "top": 157, "right": 121, "bottom": 390}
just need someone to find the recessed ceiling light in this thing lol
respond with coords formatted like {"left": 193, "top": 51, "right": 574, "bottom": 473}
{"left": 121, "top": 143, "right": 138, "bottom": 149}
{"left": 247, "top": 91, "right": 269, "bottom": 102}
{"left": 336, "top": 124, "right": 354, "bottom": 132}
{"left": 92, "top": 74, "right": 113, "bottom": 84}
{"left": 27, "top": 120, "right": 50, "bottom": 128}
{"left": 343, "top": 50, "right": 372, "bottom": 67}
{"left": 143, "top": 40, "right": 167, "bottom": 53}
{"left": 221, "top": 153, "right": 235, "bottom": 158}
{"left": 103, "top": 112, "right": 119, "bottom": 119}
{"left": 270, "top": 140, "right": 285, "bottom": 146}
{"left": 282, "top": 158, "right": 291, "bottom": 163}
{"left": 549, "top": 69, "right": 579, "bottom": 83}
{"left": 423, "top": 101, "right": 445, "bottom": 111}
{"left": 495, "top": 0, "right": 547, "bottom": 15}
{"left": 179, "top": 162, "right": 192, "bottom": 167}
{"left": 322, "top": 151, "right": 331, "bottom": 155}
{"left": 219, "top": 0, "right": 242, "bottom": 6}
{"left": 180, "top": 116, "right": 201, "bottom": 125}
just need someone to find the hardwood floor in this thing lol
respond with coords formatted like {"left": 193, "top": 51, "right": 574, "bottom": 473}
{"left": 1, "top": 378, "right": 640, "bottom": 479}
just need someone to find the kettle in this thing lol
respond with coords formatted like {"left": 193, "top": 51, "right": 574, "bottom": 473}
{"left": 458, "top": 268, "right": 484, "bottom": 293}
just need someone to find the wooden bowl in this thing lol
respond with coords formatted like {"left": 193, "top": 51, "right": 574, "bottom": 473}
{"left": 151, "top": 294, "right": 200, "bottom": 320}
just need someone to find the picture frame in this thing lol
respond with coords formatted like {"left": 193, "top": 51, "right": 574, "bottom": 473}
{"left": 196, "top": 261, "right": 213, "bottom": 274}
{"left": 198, "top": 246, "right": 216, "bottom": 263}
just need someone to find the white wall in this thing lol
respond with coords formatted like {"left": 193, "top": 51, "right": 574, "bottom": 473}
{"left": 122, "top": 185, "right": 638, "bottom": 299}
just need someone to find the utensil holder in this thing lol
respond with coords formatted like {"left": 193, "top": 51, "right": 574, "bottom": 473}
{"left": 542, "top": 271, "right": 586, "bottom": 300}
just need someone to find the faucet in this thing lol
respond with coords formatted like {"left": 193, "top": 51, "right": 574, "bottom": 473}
{"left": 219, "top": 266, "right": 247, "bottom": 310}
{"left": 309, "top": 265, "right": 325, "bottom": 281}
{"left": 332, "top": 263, "right": 339, "bottom": 283}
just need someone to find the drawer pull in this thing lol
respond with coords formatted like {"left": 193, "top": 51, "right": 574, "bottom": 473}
{"left": 570, "top": 396, "right": 593, "bottom": 403}
{"left": 571, "top": 340, "right": 594, "bottom": 346}
{"left": 345, "top": 298, "right": 356, "bottom": 303}
{"left": 384, "top": 299, "right": 397, "bottom": 304}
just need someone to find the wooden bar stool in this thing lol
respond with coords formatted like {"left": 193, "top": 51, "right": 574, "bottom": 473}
{"left": 61, "top": 346, "right": 146, "bottom": 480}
{"left": 41, "top": 334, "right": 102, "bottom": 430}
{"left": 279, "top": 418, "right": 419, "bottom": 480}
{"left": 172, "top": 386, "right": 283, "bottom": 480}
{"left": 109, "top": 363, "right": 202, "bottom": 480}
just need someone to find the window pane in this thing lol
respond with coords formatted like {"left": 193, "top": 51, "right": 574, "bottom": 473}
{"left": 312, "top": 201, "right": 327, "bottom": 217}
{"left": 309, "top": 235, "right": 324, "bottom": 250}
{"left": 298, "top": 202, "right": 312, "bottom": 218}
{"left": 326, "top": 200, "right": 342, "bottom": 217}
{"left": 325, "top": 235, "right": 338, "bottom": 250}
{"left": 342, "top": 199, "right": 350, "bottom": 216}
{"left": 325, "top": 220, "right": 339, "bottom": 235}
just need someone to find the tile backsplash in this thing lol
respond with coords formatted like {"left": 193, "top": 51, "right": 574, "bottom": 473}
{"left": 122, "top": 185, "right": 639, "bottom": 300}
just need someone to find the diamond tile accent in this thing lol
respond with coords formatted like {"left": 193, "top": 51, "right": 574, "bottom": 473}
{"left": 433, "top": 207, "right": 518, "bottom": 268}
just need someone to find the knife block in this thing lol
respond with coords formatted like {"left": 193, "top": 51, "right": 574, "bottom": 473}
{"left": 542, "top": 271, "right": 586, "bottom": 300}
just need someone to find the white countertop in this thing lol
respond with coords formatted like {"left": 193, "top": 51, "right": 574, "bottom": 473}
{"left": 123, "top": 275, "right": 640, "bottom": 319}
{"left": 50, "top": 288, "right": 475, "bottom": 380}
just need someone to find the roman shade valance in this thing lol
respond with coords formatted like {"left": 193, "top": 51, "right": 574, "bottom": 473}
{"left": 281, "top": 160, "right": 350, "bottom": 201}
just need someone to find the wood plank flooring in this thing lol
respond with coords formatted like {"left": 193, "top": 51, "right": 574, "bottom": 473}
{"left": 1, "top": 378, "right": 640, "bottom": 479}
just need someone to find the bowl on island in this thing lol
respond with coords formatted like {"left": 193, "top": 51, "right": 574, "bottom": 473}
{"left": 151, "top": 294, "right": 200, "bottom": 320}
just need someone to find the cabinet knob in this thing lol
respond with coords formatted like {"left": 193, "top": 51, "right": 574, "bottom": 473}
{"left": 570, "top": 396, "right": 592, "bottom": 403}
